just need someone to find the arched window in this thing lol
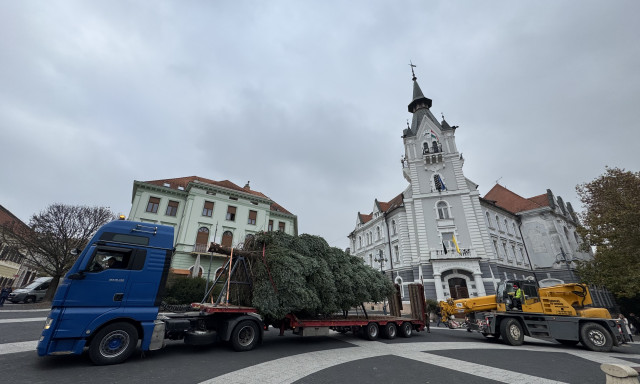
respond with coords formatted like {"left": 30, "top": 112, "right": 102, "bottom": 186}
{"left": 504, "top": 219, "right": 509, "bottom": 233}
{"left": 512, "top": 222, "right": 517, "bottom": 235}
{"left": 437, "top": 201, "right": 450, "bottom": 219}
{"left": 392, "top": 220, "right": 397, "bottom": 235}
{"left": 358, "top": 236, "right": 362, "bottom": 248}
{"left": 369, "top": 254, "right": 373, "bottom": 266}
{"left": 376, "top": 226, "right": 381, "bottom": 240}
{"left": 431, "top": 140, "right": 439, "bottom": 153}
{"left": 422, "top": 142, "right": 430, "bottom": 154}
{"left": 221, "top": 230, "right": 233, "bottom": 248}
{"left": 195, "top": 227, "right": 209, "bottom": 253}
{"left": 434, "top": 174, "right": 446, "bottom": 191}
{"left": 495, "top": 215, "right": 501, "bottom": 231}
{"left": 189, "top": 265, "right": 203, "bottom": 277}
{"left": 485, "top": 212, "right": 492, "bottom": 228}
{"left": 394, "top": 245, "right": 400, "bottom": 263}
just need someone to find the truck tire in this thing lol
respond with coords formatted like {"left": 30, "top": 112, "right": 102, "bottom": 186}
{"left": 382, "top": 323, "right": 397, "bottom": 339}
{"left": 400, "top": 322, "right": 413, "bottom": 338}
{"left": 88, "top": 322, "right": 138, "bottom": 365}
{"left": 363, "top": 322, "right": 379, "bottom": 340}
{"left": 500, "top": 318, "right": 524, "bottom": 346}
{"left": 230, "top": 320, "right": 260, "bottom": 351}
{"left": 580, "top": 322, "right": 613, "bottom": 352}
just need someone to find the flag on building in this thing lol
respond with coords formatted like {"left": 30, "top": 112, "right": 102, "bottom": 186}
{"left": 442, "top": 241, "right": 448, "bottom": 254}
{"left": 452, "top": 234, "right": 461, "bottom": 254}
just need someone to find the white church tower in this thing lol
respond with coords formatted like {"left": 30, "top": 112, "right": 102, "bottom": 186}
{"left": 398, "top": 68, "right": 496, "bottom": 301}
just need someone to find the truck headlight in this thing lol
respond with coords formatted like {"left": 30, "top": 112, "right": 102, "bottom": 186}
{"left": 44, "top": 318, "right": 53, "bottom": 330}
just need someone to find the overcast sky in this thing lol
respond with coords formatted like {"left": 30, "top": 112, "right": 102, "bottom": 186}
{"left": 1, "top": 1, "right": 638, "bottom": 249}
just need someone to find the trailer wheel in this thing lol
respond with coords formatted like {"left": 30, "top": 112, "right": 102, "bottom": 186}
{"left": 363, "top": 322, "right": 379, "bottom": 340}
{"left": 231, "top": 320, "right": 260, "bottom": 352}
{"left": 580, "top": 322, "right": 613, "bottom": 352}
{"left": 500, "top": 318, "right": 524, "bottom": 346}
{"left": 88, "top": 322, "right": 138, "bottom": 365}
{"left": 382, "top": 323, "right": 397, "bottom": 339}
{"left": 400, "top": 322, "right": 413, "bottom": 338}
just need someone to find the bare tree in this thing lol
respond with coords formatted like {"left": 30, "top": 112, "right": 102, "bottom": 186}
{"left": 0, "top": 204, "right": 115, "bottom": 301}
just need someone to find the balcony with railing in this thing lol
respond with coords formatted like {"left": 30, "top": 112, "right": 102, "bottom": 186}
{"left": 192, "top": 244, "right": 209, "bottom": 253}
{"left": 429, "top": 248, "right": 479, "bottom": 259}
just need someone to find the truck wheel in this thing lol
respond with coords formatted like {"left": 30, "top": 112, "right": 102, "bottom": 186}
{"left": 500, "top": 318, "right": 524, "bottom": 346}
{"left": 382, "top": 323, "right": 397, "bottom": 339}
{"left": 400, "top": 322, "right": 413, "bottom": 338}
{"left": 89, "top": 322, "right": 138, "bottom": 365}
{"left": 231, "top": 320, "right": 260, "bottom": 351}
{"left": 363, "top": 322, "right": 379, "bottom": 340}
{"left": 580, "top": 322, "right": 613, "bottom": 352}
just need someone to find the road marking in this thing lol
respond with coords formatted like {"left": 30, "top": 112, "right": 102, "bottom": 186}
{"left": 0, "top": 317, "right": 46, "bottom": 324}
{"left": 199, "top": 336, "right": 640, "bottom": 384}
{"left": 0, "top": 341, "right": 38, "bottom": 355}
{"left": 0, "top": 308, "right": 51, "bottom": 313}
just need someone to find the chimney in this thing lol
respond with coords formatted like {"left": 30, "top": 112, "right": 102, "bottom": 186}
{"left": 244, "top": 181, "right": 250, "bottom": 190}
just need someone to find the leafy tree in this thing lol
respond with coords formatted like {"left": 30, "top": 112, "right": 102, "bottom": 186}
{"left": 575, "top": 167, "right": 640, "bottom": 298}
{"left": 0, "top": 204, "right": 115, "bottom": 300}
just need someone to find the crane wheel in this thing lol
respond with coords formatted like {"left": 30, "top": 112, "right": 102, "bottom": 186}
{"left": 500, "top": 318, "right": 524, "bottom": 346}
{"left": 580, "top": 322, "right": 613, "bottom": 352}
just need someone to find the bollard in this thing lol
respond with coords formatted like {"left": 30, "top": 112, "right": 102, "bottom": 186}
{"left": 600, "top": 364, "right": 639, "bottom": 384}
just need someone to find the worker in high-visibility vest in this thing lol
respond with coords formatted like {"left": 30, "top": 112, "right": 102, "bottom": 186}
{"left": 512, "top": 283, "right": 523, "bottom": 310}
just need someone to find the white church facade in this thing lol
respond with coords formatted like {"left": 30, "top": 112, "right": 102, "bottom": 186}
{"left": 348, "top": 72, "right": 591, "bottom": 302}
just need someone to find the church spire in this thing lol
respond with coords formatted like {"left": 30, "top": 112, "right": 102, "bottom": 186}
{"left": 405, "top": 62, "right": 433, "bottom": 136}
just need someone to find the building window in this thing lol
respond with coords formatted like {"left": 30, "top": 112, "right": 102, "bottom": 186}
{"left": 485, "top": 212, "right": 492, "bottom": 228}
{"left": 166, "top": 200, "right": 179, "bottom": 217}
{"left": 512, "top": 222, "right": 517, "bottom": 235}
{"left": 221, "top": 231, "right": 233, "bottom": 248}
{"left": 504, "top": 219, "right": 509, "bottom": 233}
{"left": 495, "top": 215, "right": 501, "bottom": 231}
{"left": 392, "top": 220, "right": 397, "bottom": 235}
{"left": 268, "top": 220, "right": 273, "bottom": 231}
{"left": 146, "top": 197, "right": 160, "bottom": 213}
{"left": 512, "top": 245, "right": 518, "bottom": 262}
{"left": 434, "top": 174, "right": 446, "bottom": 191}
{"left": 437, "top": 201, "right": 450, "bottom": 219}
{"left": 359, "top": 236, "right": 362, "bottom": 248}
{"left": 248, "top": 210, "right": 257, "bottom": 225}
{"left": 493, "top": 239, "right": 501, "bottom": 259}
{"left": 503, "top": 242, "right": 510, "bottom": 260}
{"left": 226, "top": 206, "right": 236, "bottom": 221}
{"left": 369, "top": 254, "right": 373, "bottom": 266}
{"left": 278, "top": 222, "right": 285, "bottom": 232}
{"left": 376, "top": 226, "right": 381, "bottom": 240}
{"left": 195, "top": 227, "right": 209, "bottom": 252}
{"left": 394, "top": 245, "right": 400, "bottom": 263}
{"left": 202, "top": 201, "right": 214, "bottom": 217}
{"left": 442, "top": 232, "right": 454, "bottom": 251}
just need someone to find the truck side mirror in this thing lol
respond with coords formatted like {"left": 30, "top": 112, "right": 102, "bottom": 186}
{"left": 67, "top": 272, "right": 86, "bottom": 280}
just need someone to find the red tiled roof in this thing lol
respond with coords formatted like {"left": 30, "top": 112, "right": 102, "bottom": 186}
{"left": 359, "top": 213, "right": 373, "bottom": 224}
{"left": 363, "top": 193, "right": 404, "bottom": 222}
{"left": 483, "top": 184, "right": 548, "bottom": 214}
{"left": 0, "top": 205, "right": 29, "bottom": 230}
{"left": 143, "top": 176, "right": 292, "bottom": 215}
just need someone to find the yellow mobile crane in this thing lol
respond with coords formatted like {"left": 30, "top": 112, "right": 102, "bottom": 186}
{"left": 439, "top": 280, "right": 628, "bottom": 352}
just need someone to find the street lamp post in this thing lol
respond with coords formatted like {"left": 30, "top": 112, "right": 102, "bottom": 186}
{"left": 374, "top": 252, "right": 388, "bottom": 315}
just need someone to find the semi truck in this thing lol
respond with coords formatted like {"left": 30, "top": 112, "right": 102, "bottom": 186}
{"left": 37, "top": 219, "right": 426, "bottom": 365}
{"left": 438, "top": 279, "right": 629, "bottom": 352}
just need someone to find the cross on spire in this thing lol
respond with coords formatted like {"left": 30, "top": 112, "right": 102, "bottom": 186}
{"left": 409, "top": 60, "right": 417, "bottom": 81}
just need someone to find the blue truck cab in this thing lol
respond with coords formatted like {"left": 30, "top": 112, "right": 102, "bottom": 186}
{"left": 37, "top": 220, "right": 174, "bottom": 365}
